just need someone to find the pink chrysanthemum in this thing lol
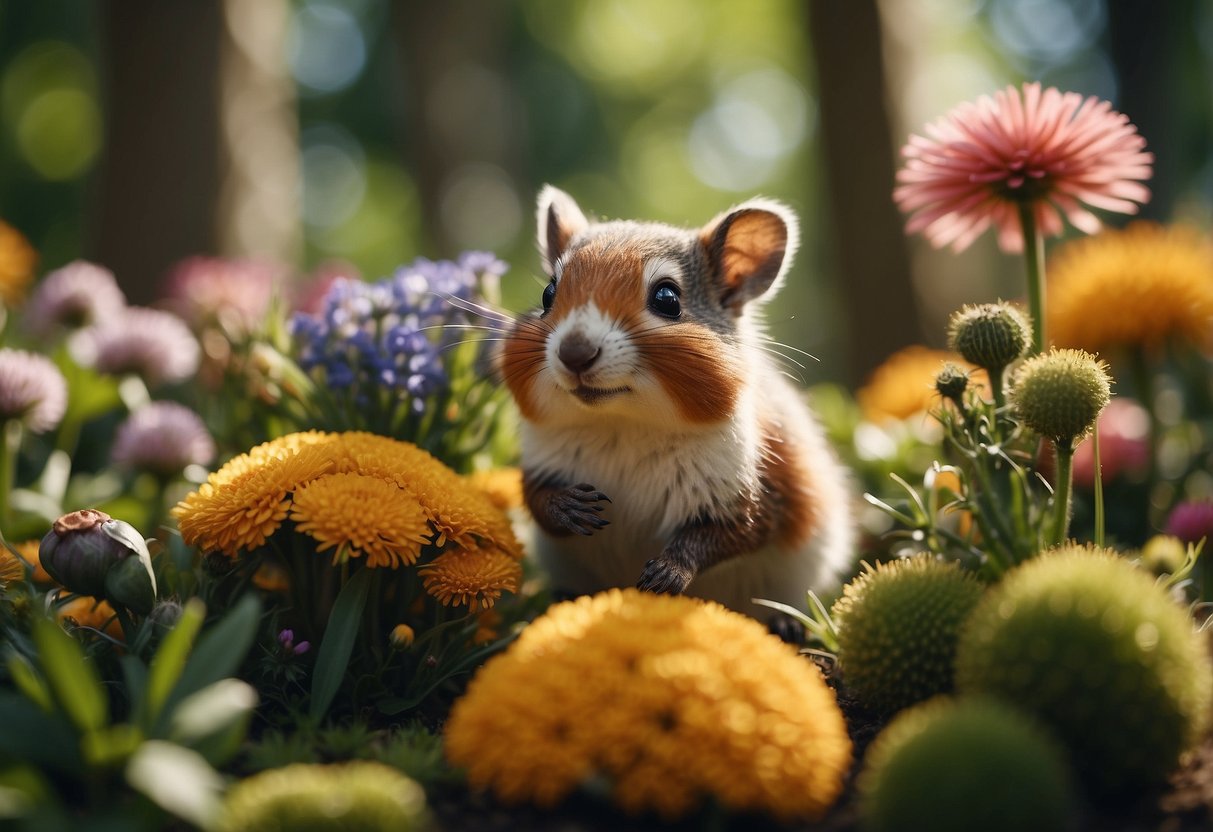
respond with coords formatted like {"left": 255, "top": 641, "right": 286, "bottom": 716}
{"left": 71, "top": 307, "right": 200, "bottom": 386}
{"left": 111, "top": 401, "right": 216, "bottom": 475}
{"left": 26, "top": 261, "right": 126, "bottom": 336}
{"left": 895, "top": 82, "right": 1153, "bottom": 253}
{"left": 0, "top": 348, "right": 68, "bottom": 433}
{"left": 164, "top": 256, "right": 279, "bottom": 333}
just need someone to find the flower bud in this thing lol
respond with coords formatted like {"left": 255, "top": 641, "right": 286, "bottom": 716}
{"left": 1010, "top": 349, "right": 1111, "bottom": 446}
{"left": 934, "top": 363, "right": 969, "bottom": 407}
{"left": 390, "top": 623, "right": 415, "bottom": 650}
{"left": 947, "top": 303, "right": 1031, "bottom": 373}
{"left": 40, "top": 510, "right": 157, "bottom": 612}
{"left": 1139, "top": 536, "right": 1187, "bottom": 576}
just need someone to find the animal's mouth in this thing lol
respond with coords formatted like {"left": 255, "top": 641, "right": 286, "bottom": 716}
{"left": 571, "top": 384, "right": 630, "bottom": 405}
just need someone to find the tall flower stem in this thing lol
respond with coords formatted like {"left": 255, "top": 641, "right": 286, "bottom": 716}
{"left": 1092, "top": 424, "right": 1105, "bottom": 548}
{"left": 1018, "top": 204, "right": 1047, "bottom": 355}
{"left": 0, "top": 419, "right": 20, "bottom": 534}
{"left": 1049, "top": 442, "right": 1075, "bottom": 546}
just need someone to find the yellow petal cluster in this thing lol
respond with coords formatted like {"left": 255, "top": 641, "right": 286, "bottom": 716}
{"left": 1049, "top": 222, "right": 1213, "bottom": 353}
{"left": 445, "top": 589, "right": 852, "bottom": 822}
{"left": 467, "top": 467, "right": 525, "bottom": 512}
{"left": 172, "top": 432, "right": 523, "bottom": 604}
{"left": 418, "top": 546, "right": 523, "bottom": 610}
{"left": 0, "top": 220, "right": 36, "bottom": 307}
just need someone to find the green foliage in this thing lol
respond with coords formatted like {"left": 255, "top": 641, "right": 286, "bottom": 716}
{"left": 832, "top": 556, "right": 985, "bottom": 714}
{"left": 0, "top": 598, "right": 262, "bottom": 827}
{"left": 955, "top": 546, "right": 1213, "bottom": 795}
{"left": 309, "top": 567, "right": 372, "bottom": 721}
{"left": 857, "top": 697, "right": 1076, "bottom": 832}
{"left": 216, "top": 760, "right": 428, "bottom": 832}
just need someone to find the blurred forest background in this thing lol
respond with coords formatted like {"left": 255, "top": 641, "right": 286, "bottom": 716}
{"left": 1, "top": 0, "right": 1211, "bottom": 385}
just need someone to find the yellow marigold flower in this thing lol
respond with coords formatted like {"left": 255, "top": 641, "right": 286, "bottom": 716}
{"left": 0, "top": 547, "right": 24, "bottom": 586}
{"left": 290, "top": 472, "right": 432, "bottom": 568}
{"left": 418, "top": 546, "right": 522, "bottom": 610}
{"left": 251, "top": 561, "right": 290, "bottom": 593}
{"left": 333, "top": 432, "right": 523, "bottom": 559}
{"left": 58, "top": 595, "right": 121, "bottom": 637}
{"left": 858, "top": 346, "right": 983, "bottom": 422}
{"left": 12, "top": 539, "right": 51, "bottom": 583}
{"left": 467, "top": 467, "right": 524, "bottom": 512}
{"left": 0, "top": 220, "right": 36, "bottom": 307}
{"left": 445, "top": 589, "right": 852, "bottom": 822}
{"left": 1049, "top": 223, "right": 1213, "bottom": 353}
{"left": 173, "top": 442, "right": 334, "bottom": 556}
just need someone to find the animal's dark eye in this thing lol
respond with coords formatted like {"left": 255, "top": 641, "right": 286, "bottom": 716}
{"left": 542, "top": 280, "right": 557, "bottom": 312}
{"left": 649, "top": 282, "right": 681, "bottom": 318}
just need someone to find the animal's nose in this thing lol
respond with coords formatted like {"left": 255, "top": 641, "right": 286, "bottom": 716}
{"left": 557, "top": 333, "right": 600, "bottom": 374}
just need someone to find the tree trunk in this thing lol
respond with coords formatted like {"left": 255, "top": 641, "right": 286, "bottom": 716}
{"left": 807, "top": 0, "right": 923, "bottom": 383}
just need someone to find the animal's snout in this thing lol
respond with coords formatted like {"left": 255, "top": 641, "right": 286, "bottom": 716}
{"left": 557, "top": 332, "right": 600, "bottom": 374}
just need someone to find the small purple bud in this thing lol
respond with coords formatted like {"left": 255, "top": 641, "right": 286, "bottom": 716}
{"left": 278, "top": 628, "right": 294, "bottom": 646}
{"left": 293, "top": 641, "right": 311, "bottom": 655}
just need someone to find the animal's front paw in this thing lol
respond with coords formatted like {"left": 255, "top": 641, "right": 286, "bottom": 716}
{"left": 549, "top": 483, "right": 610, "bottom": 536}
{"left": 636, "top": 557, "right": 693, "bottom": 595}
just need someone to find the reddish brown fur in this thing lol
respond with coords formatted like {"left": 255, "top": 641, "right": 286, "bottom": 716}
{"left": 634, "top": 324, "right": 742, "bottom": 423}
{"left": 545, "top": 242, "right": 645, "bottom": 325}
{"left": 760, "top": 419, "right": 820, "bottom": 548}
{"left": 500, "top": 324, "right": 545, "bottom": 420}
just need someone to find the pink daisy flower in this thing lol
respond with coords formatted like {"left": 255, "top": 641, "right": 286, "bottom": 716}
{"left": 895, "top": 82, "right": 1153, "bottom": 253}
{"left": 0, "top": 348, "right": 68, "bottom": 433}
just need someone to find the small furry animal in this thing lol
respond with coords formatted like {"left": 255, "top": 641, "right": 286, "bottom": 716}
{"left": 500, "top": 186, "right": 854, "bottom": 629}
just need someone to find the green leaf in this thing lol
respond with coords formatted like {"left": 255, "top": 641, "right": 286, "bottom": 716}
{"left": 81, "top": 724, "right": 143, "bottom": 768}
{"left": 6, "top": 654, "right": 53, "bottom": 713}
{"left": 169, "top": 594, "right": 260, "bottom": 712}
{"left": 119, "top": 655, "right": 147, "bottom": 718}
{"left": 142, "top": 598, "right": 205, "bottom": 730}
{"left": 309, "top": 568, "right": 372, "bottom": 721}
{"left": 31, "top": 615, "right": 107, "bottom": 734}
{"left": 0, "top": 692, "right": 81, "bottom": 771}
{"left": 168, "top": 679, "right": 257, "bottom": 765}
{"left": 125, "top": 741, "right": 224, "bottom": 829}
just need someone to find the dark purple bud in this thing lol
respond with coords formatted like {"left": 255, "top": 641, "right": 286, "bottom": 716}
{"left": 40, "top": 509, "right": 157, "bottom": 612}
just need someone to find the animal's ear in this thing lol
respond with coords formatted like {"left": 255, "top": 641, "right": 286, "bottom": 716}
{"left": 699, "top": 198, "right": 799, "bottom": 311}
{"left": 537, "top": 185, "right": 590, "bottom": 275}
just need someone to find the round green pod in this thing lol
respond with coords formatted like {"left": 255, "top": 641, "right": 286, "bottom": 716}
{"left": 832, "top": 556, "right": 985, "bottom": 714}
{"left": 947, "top": 302, "right": 1032, "bottom": 372}
{"left": 1010, "top": 349, "right": 1110, "bottom": 445}
{"left": 217, "top": 761, "right": 427, "bottom": 832}
{"left": 955, "top": 545, "right": 1213, "bottom": 796}
{"left": 858, "top": 697, "right": 1076, "bottom": 832}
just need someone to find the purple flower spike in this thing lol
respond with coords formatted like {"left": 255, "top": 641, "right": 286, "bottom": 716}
{"left": 0, "top": 348, "right": 68, "bottom": 433}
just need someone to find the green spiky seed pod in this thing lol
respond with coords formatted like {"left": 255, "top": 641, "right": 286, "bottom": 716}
{"left": 216, "top": 761, "right": 427, "bottom": 832}
{"left": 832, "top": 556, "right": 985, "bottom": 714}
{"left": 947, "top": 302, "right": 1031, "bottom": 372}
{"left": 857, "top": 697, "right": 1076, "bottom": 832}
{"left": 955, "top": 545, "right": 1213, "bottom": 796}
{"left": 1010, "top": 348, "right": 1111, "bottom": 445}
{"left": 934, "top": 363, "right": 969, "bottom": 407}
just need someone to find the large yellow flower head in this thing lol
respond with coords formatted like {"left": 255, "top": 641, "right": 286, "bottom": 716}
{"left": 172, "top": 431, "right": 523, "bottom": 605}
{"left": 1048, "top": 223, "right": 1213, "bottom": 353}
{"left": 445, "top": 589, "right": 852, "bottom": 822}
{"left": 858, "top": 346, "right": 983, "bottom": 423}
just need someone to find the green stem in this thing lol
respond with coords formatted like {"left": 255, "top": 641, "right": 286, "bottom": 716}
{"left": 1092, "top": 423, "right": 1105, "bottom": 548}
{"left": 0, "top": 419, "right": 21, "bottom": 535}
{"left": 1049, "top": 442, "right": 1075, "bottom": 547}
{"left": 989, "top": 367, "right": 1007, "bottom": 412}
{"left": 1018, "top": 203, "right": 1047, "bottom": 354}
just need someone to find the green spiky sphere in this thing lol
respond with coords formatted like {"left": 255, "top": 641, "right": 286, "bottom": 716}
{"left": 955, "top": 546, "right": 1213, "bottom": 795}
{"left": 947, "top": 302, "right": 1032, "bottom": 372}
{"left": 1010, "top": 349, "right": 1111, "bottom": 444}
{"left": 857, "top": 697, "right": 1076, "bottom": 832}
{"left": 217, "top": 761, "right": 427, "bottom": 832}
{"left": 832, "top": 556, "right": 985, "bottom": 714}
